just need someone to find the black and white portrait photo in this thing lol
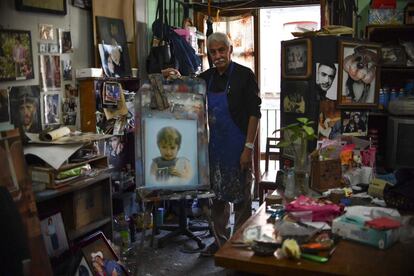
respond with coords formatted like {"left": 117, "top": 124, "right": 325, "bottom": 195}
{"left": 282, "top": 38, "right": 311, "bottom": 79}
{"left": 315, "top": 62, "right": 338, "bottom": 100}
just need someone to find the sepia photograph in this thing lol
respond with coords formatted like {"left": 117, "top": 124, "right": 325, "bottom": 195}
{"left": 39, "top": 24, "right": 54, "bottom": 40}
{"left": 282, "top": 38, "right": 312, "bottom": 79}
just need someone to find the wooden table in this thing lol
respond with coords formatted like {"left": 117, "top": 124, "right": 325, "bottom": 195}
{"left": 214, "top": 204, "right": 414, "bottom": 276}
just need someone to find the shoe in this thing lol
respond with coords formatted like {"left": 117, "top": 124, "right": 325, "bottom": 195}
{"left": 200, "top": 242, "right": 219, "bottom": 257}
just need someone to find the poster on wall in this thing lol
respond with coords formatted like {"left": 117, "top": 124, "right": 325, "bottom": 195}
{"left": 0, "top": 30, "right": 34, "bottom": 82}
{"left": 40, "top": 55, "right": 61, "bottom": 91}
{"left": 43, "top": 93, "right": 60, "bottom": 125}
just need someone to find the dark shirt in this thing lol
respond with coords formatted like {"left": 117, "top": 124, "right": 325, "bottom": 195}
{"left": 198, "top": 62, "right": 261, "bottom": 135}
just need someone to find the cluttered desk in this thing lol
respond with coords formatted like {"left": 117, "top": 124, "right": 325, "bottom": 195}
{"left": 214, "top": 202, "right": 414, "bottom": 276}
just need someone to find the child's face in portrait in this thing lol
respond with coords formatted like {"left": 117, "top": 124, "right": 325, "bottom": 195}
{"left": 158, "top": 140, "right": 179, "bottom": 161}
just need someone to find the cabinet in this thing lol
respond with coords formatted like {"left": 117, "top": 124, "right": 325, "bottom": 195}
{"left": 35, "top": 172, "right": 113, "bottom": 241}
{"left": 366, "top": 25, "right": 414, "bottom": 168}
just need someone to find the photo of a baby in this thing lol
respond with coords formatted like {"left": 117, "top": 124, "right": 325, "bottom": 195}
{"left": 145, "top": 118, "right": 198, "bottom": 189}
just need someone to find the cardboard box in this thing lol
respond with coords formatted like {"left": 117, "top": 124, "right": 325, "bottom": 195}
{"left": 332, "top": 206, "right": 400, "bottom": 249}
{"left": 73, "top": 184, "right": 105, "bottom": 229}
{"left": 76, "top": 68, "right": 103, "bottom": 79}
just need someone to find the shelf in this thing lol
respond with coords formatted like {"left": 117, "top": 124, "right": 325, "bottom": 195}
{"left": 35, "top": 172, "right": 111, "bottom": 203}
{"left": 67, "top": 216, "right": 112, "bottom": 240}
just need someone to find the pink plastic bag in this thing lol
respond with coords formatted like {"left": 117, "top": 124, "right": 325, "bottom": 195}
{"left": 285, "top": 195, "right": 343, "bottom": 222}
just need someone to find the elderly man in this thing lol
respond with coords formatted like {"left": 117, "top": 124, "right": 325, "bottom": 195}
{"left": 198, "top": 32, "right": 261, "bottom": 256}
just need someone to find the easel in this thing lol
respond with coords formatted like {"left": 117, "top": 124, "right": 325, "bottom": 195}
{"left": 137, "top": 190, "right": 217, "bottom": 250}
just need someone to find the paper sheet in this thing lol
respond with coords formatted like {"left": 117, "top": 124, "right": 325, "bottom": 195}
{"left": 24, "top": 144, "right": 84, "bottom": 169}
{"left": 39, "top": 126, "right": 71, "bottom": 141}
{"left": 25, "top": 132, "right": 113, "bottom": 144}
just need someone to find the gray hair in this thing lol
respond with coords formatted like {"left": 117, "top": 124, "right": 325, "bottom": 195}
{"left": 207, "top": 32, "right": 232, "bottom": 49}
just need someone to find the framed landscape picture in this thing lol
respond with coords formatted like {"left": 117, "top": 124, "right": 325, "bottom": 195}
{"left": 281, "top": 38, "right": 312, "bottom": 79}
{"left": 337, "top": 41, "right": 381, "bottom": 109}
{"left": 16, "top": 0, "right": 67, "bottom": 15}
{"left": 0, "top": 30, "right": 34, "bottom": 81}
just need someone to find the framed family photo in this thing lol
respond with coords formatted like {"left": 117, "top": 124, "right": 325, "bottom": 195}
{"left": 16, "top": 0, "right": 67, "bottom": 15}
{"left": 337, "top": 41, "right": 381, "bottom": 109}
{"left": 0, "top": 29, "right": 34, "bottom": 81}
{"left": 144, "top": 118, "right": 198, "bottom": 190}
{"left": 40, "top": 211, "right": 69, "bottom": 258}
{"left": 341, "top": 111, "right": 368, "bottom": 136}
{"left": 79, "top": 231, "right": 127, "bottom": 275}
{"left": 281, "top": 38, "right": 312, "bottom": 79}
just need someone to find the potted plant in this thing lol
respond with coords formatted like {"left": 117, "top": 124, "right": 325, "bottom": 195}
{"left": 273, "top": 117, "right": 317, "bottom": 194}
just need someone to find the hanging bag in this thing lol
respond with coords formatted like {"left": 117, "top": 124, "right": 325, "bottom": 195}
{"left": 146, "top": 0, "right": 175, "bottom": 74}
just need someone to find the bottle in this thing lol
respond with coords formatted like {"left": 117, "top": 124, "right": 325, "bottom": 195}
{"left": 389, "top": 88, "right": 398, "bottom": 102}
{"left": 379, "top": 88, "right": 385, "bottom": 109}
{"left": 284, "top": 168, "right": 295, "bottom": 199}
{"left": 383, "top": 87, "right": 390, "bottom": 109}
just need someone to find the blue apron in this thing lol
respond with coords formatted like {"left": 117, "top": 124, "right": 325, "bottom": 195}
{"left": 207, "top": 63, "right": 247, "bottom": 203}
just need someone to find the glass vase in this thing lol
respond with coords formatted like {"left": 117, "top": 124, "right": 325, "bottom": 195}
{"left": 294, "top": 139, "right": 309, "bottom": 195}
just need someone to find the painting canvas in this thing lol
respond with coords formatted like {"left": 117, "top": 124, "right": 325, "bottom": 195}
{"left": 96, "top": 16, "right": 131, "bottom": 77}
{"left": 40, "top": 212, "right": 69, "bottom": 258}
{"left": 9, "top": 85, "right": 42, "bottom": 133}
{"left": 16, "top": 0, "right": 67, "bottom": 15}
{"left": 337, "top": 41, "right": 380, "bottom": 109}
{"left": 282, "top": 38, "right": 312, "bottom": 79}
{"left": 0, "top": 30, "right": 34, "bottom": 81}
{"left": 80, "top": 232, "right": 127, "bottom": 275}
{"left": 144, "top": 118, "right": 198, "bottom": 189}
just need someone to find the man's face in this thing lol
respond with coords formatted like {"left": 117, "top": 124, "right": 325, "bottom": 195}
{"left": 159, "top": 141, "right": 179, "bottom": 161}
{"left": 110, "top": 137, "right": 119, "bottom": 149}
{"left": 208, "top": 41, "right": 232, "bottom": 73}
{"left": 19, "top": 102, "right": 35, "bottom": 126}
{"left": 317, "top": 65, "right": 336, "bottom": 91}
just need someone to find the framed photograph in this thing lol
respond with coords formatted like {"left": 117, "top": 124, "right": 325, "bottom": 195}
{"left": 0, "top": 88, "right": 10, "bottom": 123}
{"left": 62, "top": 59, "right": 72, "bottom": 81}
{"left": 96, "top": 16, "right": 131, "bottom": 77}
{"left": 381, "top": 45, "right": 406, "bottom": 66}
{"left": 40, "top": 55, "right": 61, "bottom": 90}
{"left": 144, "top": 118, "right": 198, "bottom": 189}
{"left": 341, "top": 111, "right": 368, "bottom": 136}
{"left": 282, "top": 81, "right": 307, "bottom": 114}
{"left": 16, "top": 0, "right": 67, "bottom": 15}
{"left": 40, "top": 211, "right": 69, "bottom": 258}
{"left": 315, "top": 62, "right": 338, "bottom": 100}
{"left": 58, "top": 29, "right": 73, "bottom": 53}
{"left": 38, "top": 42, "right": 48, "bottom": 54}
{"left": 281, "top": 38, "right": 312, "bottom": 79}
{"left": 39, "top": 24, "right": 54, "bottom": 41}
{"left": 72, "top": 0, "right": 91, "bottom": 10}
{"left": 74, "top": 256, "right": 93, "bottom": 276}
{"left": 49, "top": 43, "right": 59, "bottom": 54}
{"left": 318, "top": 100, "right": 341, "bottom": 140}
{"left": 79, "top": 231, "right": 128, "bottom": 275}
{"left": 337, "top": 41, "right": 381, "bottom": 109}
{"left": 43, "top": 93, "right": 60, "bottom": 125}
{"left": 9, "top": 85, "right": 42, "bottom": 133}
{"left": 0, "top": 29, "right": 34, "bottom": 81}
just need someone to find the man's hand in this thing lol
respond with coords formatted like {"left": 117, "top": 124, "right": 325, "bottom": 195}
{"left": 161, "top": 68, "right": 181, "bottom": 80}
{"left": 240, "top": 148, "right": 253, "bottom": 171}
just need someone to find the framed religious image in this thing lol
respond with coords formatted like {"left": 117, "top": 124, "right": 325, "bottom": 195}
{"left": 135, "top": 75, "right": 210, "bottom": 192}
{"left": 39, "top": 24, "right": 54, "bottom": 41}
{"left": 62, "top": 59, "right": 72, "bottom": 81}
{"left": 16, "top": 0, "right": 67, "bottom": 15}
{"left": 144, "top": 118, "right": 198, "bottom": 189}
{"left": 58, "top": 29, "right": 73, "bottom": 53}
{"left": 49, "top": 43, "right": 59, "bottom": 54}
{"left": 315, "top": 62, "right": 339, "bottom": 100}
{"left": 40, "top": 55, "right": 61, "bottom": 90}
{"left": 381, "top": 45, "right": 406, "bottom": 67}
{"left": 9, "top": 85, "right": 42, "bottom": 133}
{"left": 79, "top": 231, "right": 128, "bottom": 275}
{"left": 337, "top": 41, "right": 381, "bottom": 109}
{"left": 281, "top": 38, "right": 312, "bottom": 79}
{"left": 39, "top": 211, "right": 69, "bottom": 258}
{"left": 43, "top": 93, "right": 60, "bottom": 125}
{"left": 96, "top": 16, "right": 131, "bottom": 77}
{"left": 0, "top": 29, "right": 34, "bottom": 81}
{"left": 341, "top": 111, "right": 368, "bottom": 136}
{"left": 282, "top": 81, "right": 307, "bottom": 114}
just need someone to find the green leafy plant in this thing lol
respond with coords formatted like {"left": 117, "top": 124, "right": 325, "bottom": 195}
{"left": 273, "top": 117, "right": 317, "bottom": 169}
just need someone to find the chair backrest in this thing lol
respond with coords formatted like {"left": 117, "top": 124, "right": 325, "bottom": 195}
{"left": 265, "top": 137, "right": 281, "bottom": 171}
